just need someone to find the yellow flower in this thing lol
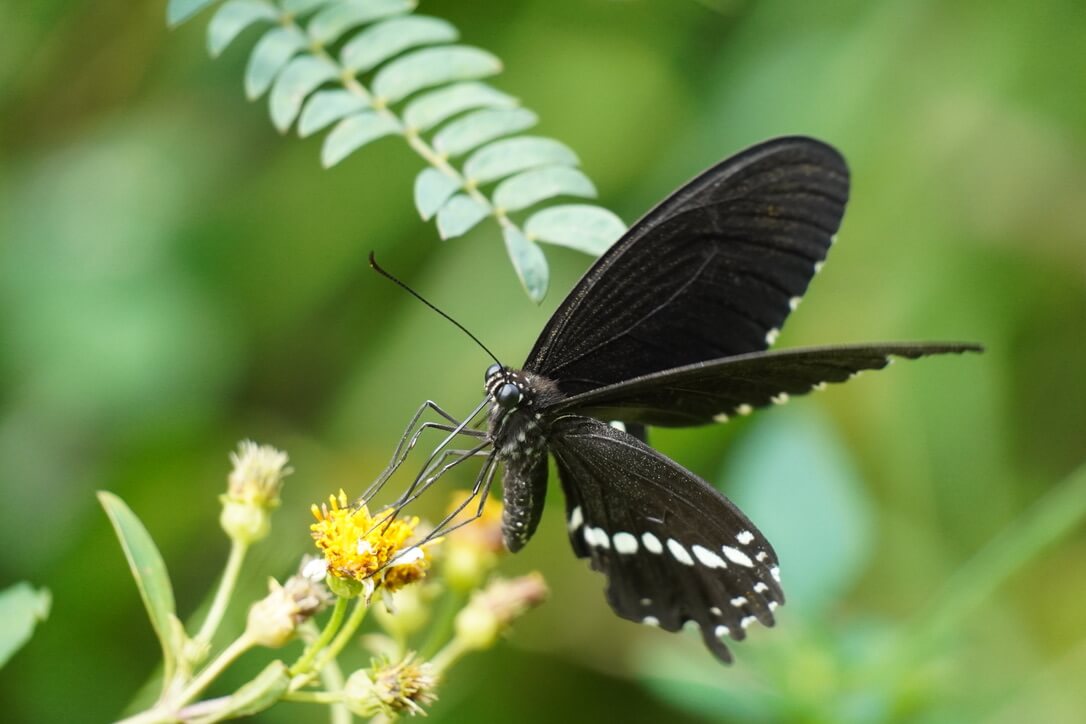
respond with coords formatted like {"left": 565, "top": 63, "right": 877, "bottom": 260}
{"left": 310, "top": 491, "right": 437, "bottom": 595}
{"left": 381, "top": 544, "right": 434, "bottom": 594}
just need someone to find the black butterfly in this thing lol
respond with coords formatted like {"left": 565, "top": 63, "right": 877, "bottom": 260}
{"left": 370, "top": 136, "right": 981, "bottom": 663}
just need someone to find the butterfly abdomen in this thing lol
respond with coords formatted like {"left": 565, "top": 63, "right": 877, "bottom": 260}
{"left": 497, "top": 411, "right": 549, "bottom": 551}
{"left": 489, "top": 370, "right": 565, "bottom": 552}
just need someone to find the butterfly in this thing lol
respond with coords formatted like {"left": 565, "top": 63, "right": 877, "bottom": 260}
{"left": 370, "top": 136, "right": 981, "bottom": 663}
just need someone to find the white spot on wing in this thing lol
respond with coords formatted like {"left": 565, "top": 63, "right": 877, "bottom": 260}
{"left": 768, "top": 601, "right": 779, "bottom": 612}
{"left": 609, "top": 420, "right": 627, "bottom": 433}
{"left": 730, "top": 596, "right": 748, "bottom": 608}
{"left": 643, "top": 616, "right": 659, "bottom": 627}
{"left": 755, "top": 551, "right": 769, "bottom": 562}
{"left": 715, "top": 624, "right": 730, "bottom": 638}
{"left": 814, "top": 261, "right": 824, "bottom": 274}
{"left": 771, "top": 392, "right": 789, "bottom": 405}
{"left": 640, "top": 598, "right": 652, "bottom": 606}
{"left": 713, "top": 412, "right": 730, "bottom": 423}
{"left": 736, "top": 530, "right": 755, "bottom": 545}
{"left": 813, "top": 382, "right": 828, "bottom": 392}
{"left": 737, "top": 404, "right": 753, "bottom": 416}
{"left": 585, "top": 526, "right": 610, "bottom": 549}
{"left": 710, "top": 607, "right": 722, "bottom": 616}
{"left": 722, "top": 545, "right": 755, "bottom": 567}
{"left": 568, "top": 506, "right": 583, "bottom": 532}
{"left": 770, "top": 565, "right": 781, "bottom": 582}
{"left": 642, "top": 532, "right": 663, "bottom": 553}
{"left": 741, "top": 615, "right": 757, "bottom": 629}
{"left": 692, "top": 544, "right": 727, "bottom": 569}
{"left": 753, "top": 582, "right": 769, "bottom": 594}
{"left": 789, "top": 296, "right": 802, "bottom": 311}
{"left": 612, "top": 532, "right": 638, "bottom": 554}
{"left": 667, "top": 538, "right": 695, "bottom": 566}
{"left": 765, "top": 328, "right": 780, "bottom": 345}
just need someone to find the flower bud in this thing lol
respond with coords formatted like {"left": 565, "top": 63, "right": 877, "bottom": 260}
{"left": 220, "top": 500, "right": 271, "bottom": 545}
{"left": 453, "top": 573, "right": 548, "bottom": 652}
{"left": 220, "top": 441, "right": 291, "bottom": 544}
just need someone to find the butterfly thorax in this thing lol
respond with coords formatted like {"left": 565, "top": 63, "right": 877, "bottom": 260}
{"left": 484, "top": 366, "right": 564, "bottom": 552}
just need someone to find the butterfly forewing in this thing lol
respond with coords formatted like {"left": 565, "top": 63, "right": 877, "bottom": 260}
{"left": 524, "top": 137, "right": 849, "bottom": 397}
{"left": 549, "top": 415, "right": 783, "bottom": 663}
{"left": 553, "top": 342, "right": 983, "bottom": 426}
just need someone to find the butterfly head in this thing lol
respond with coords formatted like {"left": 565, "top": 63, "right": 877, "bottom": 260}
{"left": 484, "top": 363, "right": 526, "bottom": 410}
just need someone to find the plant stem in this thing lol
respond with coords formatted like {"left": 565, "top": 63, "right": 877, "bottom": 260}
{"left": 177, "top": 633, "right": 255, "bottom": 705}
{"left": 291, "top": 596, "right": 349, "bottom": 676}
{"left": 194, "top": 539, "right": 248, "bottom": 649}
{"left": 429, "top": 635, "right": 472, "bottom": 676}
{"left": 420, "top": 589, "right": 467, "bottom": 660}
{"left": 315, "top": 597, "right": 370, "bottom": 672}
{"left": 282, "top": 690, "right": 343, "bottom": 705}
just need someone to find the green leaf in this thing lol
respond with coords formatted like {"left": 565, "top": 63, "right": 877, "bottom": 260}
{"left": 373, "top": 46, "right": 502, "bottom": 104}
{"left": 299, "top": 89, "right": 368, "bottom": 137}
{"left": 167, "top": 0, "right": 219, "bottom": 27}
{"left": 432, "top": 108, "right": 537, "bottom": 157}
{"left": 0, "top": 583, "right": 51, "bottom": 669}
{"left": 98, "top": 491, "right": 181, "bottom": 680}
{"left": 436, "top": 194, "right": 489, "bottom": 239}
{"left": 414, "top": 168, "right": 460, "bottom": 221}
{"left": 403, "top": 81, "right": 517, "bottom": 133}
{"left": 307, "top": 0, "right": 413, "bottom": 45}
{"left": 341, "top": 15, "right": 458, "bottom": 73}
{"left": 463, "top": 136, "right": 579, "bottom": 185}
{"left": 207, "top": 0, "right": 278, "bottom": 57}
{"left": 723, "top": 408, "right": 874, "bottom": 616}
{"left": 524, "top": 204, "right": 625, "bottom": 255}
{"left": 494, "top": 166, "right": 596, "bottom": 213}
{"left": 187, "top": 661, "right": 291, "bottom": 723}
{"left": 269, "top": 55, "right": 339, "bottom": 132}
{"left": 321, "top": 112, "right": 400, "bottom": 167}
{"left": 503, "top": 226, "right": 549, "bottom": 302}
{"left": 281, "top": 0, "right": 333, "bottom": 12}
{"left": 245, "top": 26, "right": 307, "bottom": 100}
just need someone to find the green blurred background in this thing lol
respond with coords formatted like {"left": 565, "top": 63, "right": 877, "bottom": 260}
{"left": 2, "top": 0, "right": 1085, "bottom": 721}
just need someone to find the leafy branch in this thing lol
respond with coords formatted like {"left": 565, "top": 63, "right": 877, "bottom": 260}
{"left": 167, "top": 0, "right": 626, "bottom": 301}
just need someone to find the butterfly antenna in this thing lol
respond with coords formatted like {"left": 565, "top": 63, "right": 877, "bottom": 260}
{"left": 369, "top": 252, "right": 504, "bottom": 369}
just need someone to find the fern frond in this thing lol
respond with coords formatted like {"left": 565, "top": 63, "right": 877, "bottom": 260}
{"left": 167, "top": 0, "right": 627, "bottom": 302}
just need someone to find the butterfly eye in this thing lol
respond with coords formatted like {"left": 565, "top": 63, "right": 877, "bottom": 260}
{"left": 496, "top": 382, "right": 523, "bottom": 409}
{"left": 484, "top": 363, "right": 502, "bottom": 383}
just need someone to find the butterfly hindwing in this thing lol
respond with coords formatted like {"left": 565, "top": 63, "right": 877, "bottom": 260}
{"left": 549, "top": 415, "right": 782, "bottom": 663}
{"left": 525, "top": 137, "right": 849, "bottom": 397}
{"left": 553, "top": 342, "right": 983, "bottom": 427}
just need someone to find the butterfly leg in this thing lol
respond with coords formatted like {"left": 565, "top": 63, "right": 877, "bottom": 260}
{"left": 419, "top": 457, "right": 500, "bottom": 543}
{"left": 361, "top": 399, "right": 487, "bottom": 504}
{"left": 390, "top": 442, "right": 492, "bottom": 511}
{"left": 370, "top": 397, "right": 490, "bottom": 505}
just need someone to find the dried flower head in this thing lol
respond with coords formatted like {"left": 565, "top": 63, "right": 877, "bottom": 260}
{"left": 344, "top": 653, "right": 438, "bottom": 718}
{"left": 226, "top": 440, "right": 291, "bottom": 506}
{"left": 246, "top": 570, "right": 332, "bottom": 648}
{"left": 310, "top": 491, "right": 436, "bottom": 595}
